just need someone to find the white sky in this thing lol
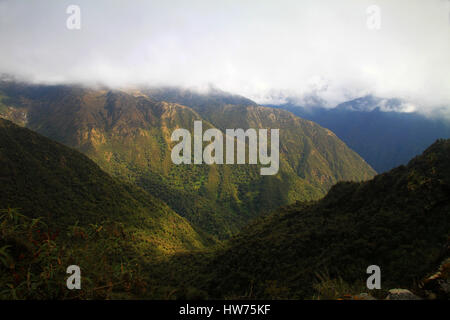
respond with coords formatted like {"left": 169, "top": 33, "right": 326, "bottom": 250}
{"left": 0, "top": 0, "right": 449, "bottom": 111}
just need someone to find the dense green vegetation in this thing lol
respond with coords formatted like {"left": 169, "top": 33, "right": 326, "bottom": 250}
{"left": 161, "top": 139, "right": 450, "bottom": 299}
{"left": 0, "top": 82, "right": 376, "bottom": 238}
{"left": 0, "top": 207, "right": 149, "bottom": 299}
{"left": 0, "top": 118, "right": 216, "bottom": 299}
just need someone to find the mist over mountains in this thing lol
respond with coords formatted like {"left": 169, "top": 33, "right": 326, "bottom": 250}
{"left": 1, "top": 0, "right": 450, "bottom": 113}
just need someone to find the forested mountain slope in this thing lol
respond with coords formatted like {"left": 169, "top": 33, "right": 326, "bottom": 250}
{"left": 179, "top": 139, "right": 450, "bottom": 299}
{"left": 0, "top": 118, "right": 210, "bottom": 253}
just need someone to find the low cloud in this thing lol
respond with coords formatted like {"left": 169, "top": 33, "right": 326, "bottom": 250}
{"left": 0, "top": 0, "right": 449, "bottom": 112}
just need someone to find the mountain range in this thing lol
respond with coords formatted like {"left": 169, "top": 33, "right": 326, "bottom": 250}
{"left": 0, "top": 81, "right": 448, "bottom": 300}
{"left": 0, "top": 81, "right": 375, "bottom": 238}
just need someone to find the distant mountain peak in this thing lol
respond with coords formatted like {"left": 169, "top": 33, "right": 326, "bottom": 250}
{"left": 336, "top": 95, "right": 416, "bottom": 113}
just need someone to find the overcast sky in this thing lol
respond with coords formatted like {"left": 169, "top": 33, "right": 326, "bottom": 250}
{"left": 0, "top": 0, "right": 449, "bottom": 112}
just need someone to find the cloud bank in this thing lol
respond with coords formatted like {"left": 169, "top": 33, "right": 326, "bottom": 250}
{"left": 0, "top": 0, "right": 449, "bottom": 112}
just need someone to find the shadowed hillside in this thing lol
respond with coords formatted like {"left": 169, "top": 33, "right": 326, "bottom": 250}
{"left": 167, "top": 139, "right": 450, "bottom": 299}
